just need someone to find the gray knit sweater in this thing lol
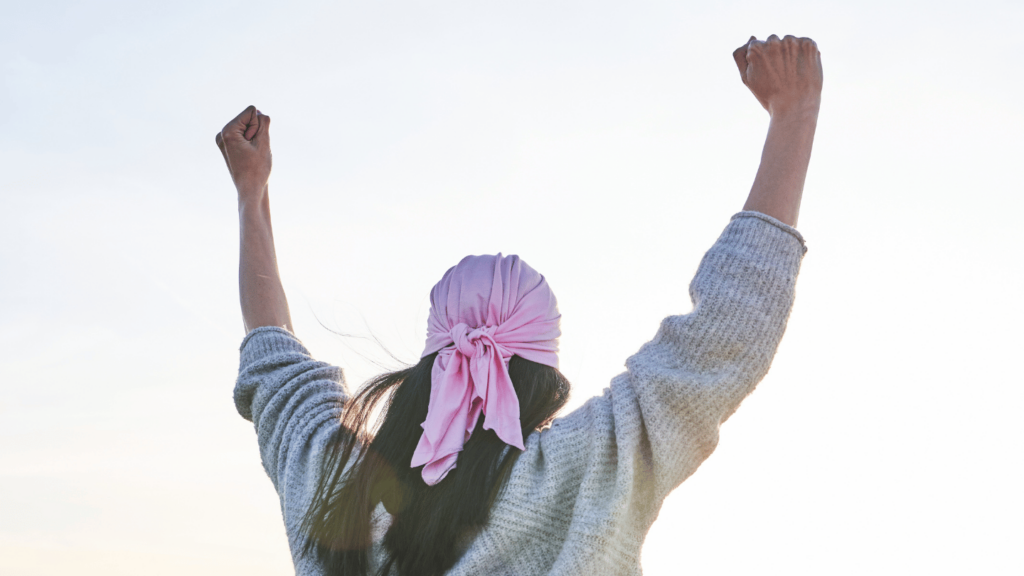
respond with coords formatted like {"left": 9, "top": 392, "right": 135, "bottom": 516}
{"left": 235, "top": 211, "right": 806, "bottom": 575}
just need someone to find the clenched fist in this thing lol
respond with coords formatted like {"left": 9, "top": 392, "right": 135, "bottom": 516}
{"left": 733, "top": 35, "right": 823, "bottom": 118}
{"left": 216, "top": 105, "right": 272, "bottom": 199}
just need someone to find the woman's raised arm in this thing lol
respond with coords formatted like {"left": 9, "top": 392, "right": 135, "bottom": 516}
{"left": 216, "top": 106, "right": 294, "bottom": 334}
{"left": 734, "top": 34, "right": 823, "bottom": 227}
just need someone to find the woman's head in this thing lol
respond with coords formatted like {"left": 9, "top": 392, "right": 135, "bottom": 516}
{"left": 302, "top": 254, "right": 571, "bottom": 576}
{"left": 413, "top": 253, "right": 562, "bottom": 484}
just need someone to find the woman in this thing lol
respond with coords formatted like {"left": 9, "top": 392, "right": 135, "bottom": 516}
{"left": 218, "top": 35, "right": 822, "bottom": 576}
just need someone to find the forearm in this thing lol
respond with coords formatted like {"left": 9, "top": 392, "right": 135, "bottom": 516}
{"left": 238, "top": 188, "right": 293, "bottom": 334}
{"left": 742, "top": 105, "right": 819, "bottom": 227}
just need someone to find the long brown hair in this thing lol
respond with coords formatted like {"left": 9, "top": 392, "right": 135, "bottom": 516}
{"left": 301, "top": 352, "right": 571, "bottom": 576}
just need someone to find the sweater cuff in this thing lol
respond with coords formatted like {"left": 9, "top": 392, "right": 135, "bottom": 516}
{"left": 239, "top": 326, "right": 312, "bottom": 369}
{"left": 730, "top": 210, "right": 808, "bottom": 255}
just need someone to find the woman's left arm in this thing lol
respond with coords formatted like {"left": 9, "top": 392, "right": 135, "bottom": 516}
{"left": 216, "top": 105, "right": 293, "bottom": 334}
{"left": 219, "top": 108, "right": 350, "bottom": 568}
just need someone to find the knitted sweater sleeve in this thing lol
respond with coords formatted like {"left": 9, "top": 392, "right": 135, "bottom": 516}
{"left": 618, "top": 211, "right": 806, "bottom": 497}
{"left": 234, "top": 327, "right": 348, "bottom": 571}
{"left": 478, "top": 212, "right": 806, "bottom": 573}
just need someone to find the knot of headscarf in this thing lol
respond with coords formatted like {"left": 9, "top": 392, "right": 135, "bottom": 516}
{"left": 451, "top": 323, "right": 500, "bottom": 359}
{"left": 410, "top": 254, "right": 560, "bottom": 486}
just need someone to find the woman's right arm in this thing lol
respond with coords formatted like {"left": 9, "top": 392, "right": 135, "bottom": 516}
{"left": 735, "top": 34, "right": 823, "bottom": 227}
{"left": 495, "top": 35, "right": 821, "bottom": 555}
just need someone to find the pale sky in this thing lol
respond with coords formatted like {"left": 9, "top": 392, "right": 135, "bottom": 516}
{"left": 2, "top": 1, "right": 1022, "bottom": 574}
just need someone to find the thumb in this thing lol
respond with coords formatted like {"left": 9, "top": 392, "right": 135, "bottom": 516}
{"left": 732, "top": 36, "right": 755, "bottom": 84}
{"left": 221, "top": 105, "right": 258, "bottom": 142}
{"left": 256, "top": 112, "right": 270, "bottom": 138}
{"left": 242, "top": 109, "right": 261, "bottom": 141}
{"left": 249, "top": 112, "right": 270, "bottom": 146}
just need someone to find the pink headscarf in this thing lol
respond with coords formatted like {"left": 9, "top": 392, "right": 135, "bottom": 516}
{"left": 410, "top": 254, "right": 561, "bottom": 485}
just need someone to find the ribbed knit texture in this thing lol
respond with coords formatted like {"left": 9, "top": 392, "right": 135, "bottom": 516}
{"left": 235, "top": 211, "right": 806, "bottom": 575}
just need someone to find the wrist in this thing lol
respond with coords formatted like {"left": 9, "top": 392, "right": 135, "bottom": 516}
{"left": 237, "top": 185, "right": 270, "bottom": 213}
{"left": 768, "top": 98, "right": 821, "bottom": 123}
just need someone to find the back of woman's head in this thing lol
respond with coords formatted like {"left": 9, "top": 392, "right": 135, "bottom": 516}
{"left": 301, "top": 254, "right": 571, "bottom": 576}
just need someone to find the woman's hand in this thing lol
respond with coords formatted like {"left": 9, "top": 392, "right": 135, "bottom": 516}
{"left": 216, "top": 105, "right": 272, "bottom": 201}
{"left": 733, "top": 35, "right": 823, "bottom": 119}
